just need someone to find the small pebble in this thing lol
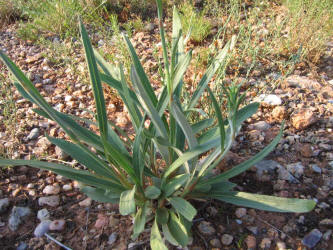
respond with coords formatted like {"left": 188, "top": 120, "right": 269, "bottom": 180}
{"left": 37, "top": 208, "right": 50, "bottom": 221}
{"left": 49, "top": 219, "right": 66, "bottom": 231}
{"left": 38, "top": 195, "right": 60, "bottom": 207}
{"left": 27, "top": 128, "right": 39, "bottom": 140}
{"left": 43, "top": 184, "right": 60, "bottom": 195}
{"left": 235, "top": 208, "right": 247, "bottom": 218}
{"left": 197, "top": 221, "right": 216, "bottom": 236}
{"left": 245, "top": 235, "right": 256, "bottom": 249}
{"left": 221, "top": 234, "right": 233, "bottom": 245}
{"left": 34, "top": 220, "right": 51, "bottom": 237}
{"left": 302, "top": 229, "right": 322, "bottom": 248}
{"left": 9, "top": 206, "right": 31, "bottom": 231}
{"left": 108, "top": 232, "right": 118, "bottom": 245}
{"left": 79, "top": 197, "right": 92, "bottom": 207}
{"left": 0, "top": 198, "right": 9, "bottom": 213}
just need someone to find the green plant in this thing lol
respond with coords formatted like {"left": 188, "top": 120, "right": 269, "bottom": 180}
{"left": 0, "top": 1, "right": 316, "bottom": 248}
{"left": 0, "top": 0, "right": 21, "bottom": 27}
{"left": 179, "top": 1, "right": 212, "bottom": 43}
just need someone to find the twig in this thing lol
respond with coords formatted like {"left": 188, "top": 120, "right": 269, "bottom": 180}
{"left": 255, "top": 216, "right": 293, "bottom": 240}
{"left": 45, "top": 233, "right": 72, "bottom": 250}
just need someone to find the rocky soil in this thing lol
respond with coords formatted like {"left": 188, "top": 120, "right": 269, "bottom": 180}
{"left": 0, "top": 21, "right": 333, "bottom": 250}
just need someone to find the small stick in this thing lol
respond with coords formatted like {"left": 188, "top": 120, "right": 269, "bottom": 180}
{"left": 255, "top": 216, "right": 292, "bottom": 240}
{"left": 45, "top": 233, "right": 72, "bottom": 250}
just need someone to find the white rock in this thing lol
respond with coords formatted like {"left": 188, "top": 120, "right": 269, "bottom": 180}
{"left": 34, "top": 220, "right": 51, "bottom": 237}
{"left": 258, "top": 94, "right": 282, "bottom": 106}
{"left": 221, "top": 234, "right": 233, "bottom": 245}
{"left": 62, "top": 184, "right": 72, "bottom": 191}
{"left": 235, "top": 208, "right": 247, "bottom": 218}
{"left": 38, "top": 196, "right": 60, "bottom": 207}
{"left": 37, "top": 208, "right": 50, "bottom": 221}
{"left": 49, "top": 219, "right": 66, "bottom": 231}
{"left": 0, "top": 198, "right": 10, "bottom": 213}
{"left": 79, "top": 197, "right": 92, "bottom": 207}
{"left": 27, "top": 128, "right": 39, "bottom": 140}
{"left": 43, "top": 185, "right": 60, "bottom": 195}
{"left": 286, "top": 162, "right": 304, "bottom": 178}
{"left": 9, "top": 206, "right": 31, "bottom": 231}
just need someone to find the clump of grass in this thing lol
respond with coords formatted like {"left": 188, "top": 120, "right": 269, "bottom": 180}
{"left": 0, "top": 0, "right": 21, "bottom": 27}
{"left": 15, "top": 0, "right": 106, "bottom": 40}
{"left": 0, "top": 71, "right": 18, "bottom": 158}
{"left": 278, "top": 0, "right": 333, "bottom": 62}
{"left": 179, "top": 1, "right": 212, "bottom": 43}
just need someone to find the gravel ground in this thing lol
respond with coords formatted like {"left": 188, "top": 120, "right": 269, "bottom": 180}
{"left": 0, "top": 22, "right": 333, "bottom": 249}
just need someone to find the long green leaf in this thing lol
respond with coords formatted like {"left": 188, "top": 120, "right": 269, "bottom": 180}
{"left": 162, "top": 137, "right": 220, "bottom": 181}
{"left": 151, "top": 218, "right": 168, "bottom": 250}
{"left": 164, "top": 174, "right": 189, "bottom": 197}
{"left": 132, "top": 203, "right": 147, "bottom": 239}
{"left": 46, "top": 135, "right": 116, "bottom": 179}
{"left": 145, "top": 186, "right": 161, "bottom": 199}
{"left": 162, "top": 223, "right": 179, "bottom": 246}
{"left": 80, "top": 21, "right": 108, "bottom": 142}
{"left": 171, "top": 100, "right": 198, "bottom": 150}
{"left": 191, "top": 118, "right": 214, "bottom": 134}
{"left": 81, "top": 186, "right": 120, "bottom": 203}
{"left": 213, "top": 191, "right": 316, "bottom": 213}
{"left": 172, "top": 50, "right": 192, "bottom": 92}
{"left": 167, "top": 211, "right": 189, "bottom": 247}
{"left": 205, "top": 122, "right": 284, "bottom": 185}
{"left": 131, "top": 66, "right": 168, "bottom": 138}
{"left": 119, "top": 185, "right": 136, "bottom": 215}
{"left": 123, "top": 35, "right": 157, "bottom": 106}
{"left": 207, "top": 87, "right": 225, "bottom": 151}
{"left": 0, "top": 159, "right": 123, "bottom": 190}
{"left": 168, "top": 197, "right": 197, "bottom": 221}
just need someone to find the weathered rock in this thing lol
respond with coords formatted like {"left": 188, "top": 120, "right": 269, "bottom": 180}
{"left": 254, "top": 160, "right": 282, "bottom": 181}
{"left": 79, "top": 197, "right": 92, "bottom": 207}
{"left": 297, "top": 143, "right": 313, "bottom": 158}
{"left": 286, "top": 162, "right": 304, "bottom": 178}
{"left": 197, "top": 221, "right": 216, "bottom": 236}
{"left": 95, "top": 214, "right": 109, "bottom": 229}
{"left": 276, "top": 241, "right": 287, "bottom": 250}
{"left": 245, "top": 235, "right": 256, "bottom": 249}
{"left": 258, "top": 94, "right": 282, "bottom": 106}
{"left": 260, "top": 238, "right": 271, "bottom": 249}
{"left": 271, "top": 106, "right": 287, "bottom": 121}
{"left": 17, "top": 242, "right": 28, "bottom": 250}
{"left": 302, "top": 229, "right": 322, "bottom": 248}
{"left": 311, "top": 164, "right": 322, "bottom": 174}
{"left": 323, "top": 230, "right": 332, "bottom": 241}
{"left": 277, "top": 166, "right": 298, "bottom": 183}
{"left": 34, "top": 220, "right": 51, "bottom": 237}
{"left": 221, "top": 234, "right": 233, "bottom": 245}
{"left": 210, "top": 238, "right": 221, "bottom": 248}
{"left": 249, "top": 121, "right": 271, "bottom": 131}
{"left": 49, "top": 219, "right": 66, "bottom": 231}
{"left": 55, "top": 146, "right": 69, "bottom": 160}
{"left": 27, "top": 128, "right": 39, "bottom": 140}
{"left": 37, "top": 208, "right": 50, "bottom": 221}
{"left": 144, "top": 23, "right": 155, "bottom": 32}
{"left": 285, "top": 75, "right": 322, "bottom": 90}
{"left": 43, "top": 184, "right": 60, "bottom": 195}
{"left": 62, "top": 184, "right": 72, "bottom": 191}
{"left": 108, "top": 232, "right": 118, "bottom": 245}
{"left": 9, "top": 206, "right": 31, "bottom": 231}
{"left": 38, "top": 195, "right": 60, "bottom": 207}
{"left": 0, "top": 198, "right": 9, "bottom": 213}
{"left": 291, "top": 109, "right": 317, "bottom": 130}
{"left": 235, "top": 208, "right": 247, "bottom": 218}
{"left": 319, "top": 219, "right": 333, "bottom": 226}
